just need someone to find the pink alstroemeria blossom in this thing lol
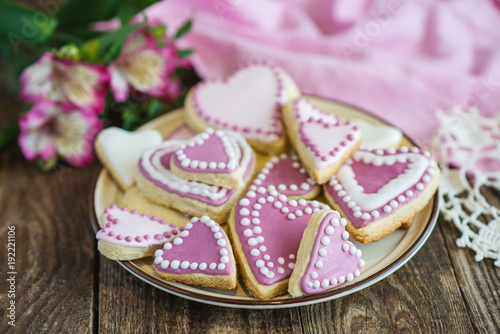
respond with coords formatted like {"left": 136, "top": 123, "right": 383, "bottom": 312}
{"left": 19, "top": 102, "right": 102, "bottom": 167}
{"left": 109, "top": 28, "right": 175, "bottom": 102}
{"left": 20, "top": 52, "right": 109, "bottom": 115}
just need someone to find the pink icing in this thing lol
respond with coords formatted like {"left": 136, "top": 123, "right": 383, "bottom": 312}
{"left": 192, "top": 61, "right": 286, "bottom": 143}
{"left": 249, "top": 154, "right": 317, "bottom": 197}
{"left": 325, "top": 147, "right": 436, "bottom": 228}
{"left": 293, "top": 98, "right": 361, "bottom": 168}
{"left": 172, "top": 129, "right": 240, "bottom": 174}
{"left": 300, "top": 212, "right": 364, "bottom": 294}
{"left": 96, "top": 205, "right": 181, "bottom": 247}
{"left": 165, "top": 124, "right": 196, "bottom": 141}
{"left": 139, "top": 141, "right": 254, "bottom": 206}
{"left": 234, "top": 188, "right": 330, "bottom": 285}
{"left": 154, "top": 216, "right": 233, "bottom": 276}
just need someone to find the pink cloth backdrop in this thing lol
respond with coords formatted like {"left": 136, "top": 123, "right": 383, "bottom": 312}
{"left": 145, "top": 0, "right": 500, "bottom": 146}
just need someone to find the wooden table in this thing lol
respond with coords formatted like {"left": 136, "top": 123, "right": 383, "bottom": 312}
{"left": 1, "top": 87, "right": 499, "bottom": 334}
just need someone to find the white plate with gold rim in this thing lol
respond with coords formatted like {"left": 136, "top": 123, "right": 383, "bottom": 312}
{"left": 89, "top": 96, "right": 439, "bottom": 309}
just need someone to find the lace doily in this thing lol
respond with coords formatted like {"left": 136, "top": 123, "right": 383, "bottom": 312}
{"left": 431, "top": 107, "right": 500, "bottom": 267}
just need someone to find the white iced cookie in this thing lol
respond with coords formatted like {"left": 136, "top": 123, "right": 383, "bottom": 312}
{"left": 184, "top": 60, "right": 301, "bottom": 154}
{"left": 352, "top": 119, "right": 402, "bottom": 149}
{"left": 95, "top": 127, "right": 163, "bottom": 190}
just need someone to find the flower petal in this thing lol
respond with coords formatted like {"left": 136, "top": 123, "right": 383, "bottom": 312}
{"left": 18, "top": 130, "right": 57, "bottom": 161}
{"left": 19, "top": 53, "right": 55, "bottom": 103}
{"left": 108, "top": 62, "right": 130, "bottom": 102}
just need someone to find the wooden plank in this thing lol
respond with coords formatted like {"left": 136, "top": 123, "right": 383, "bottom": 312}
{"left": 0, "top": 145, "right": 98, "bottom": 333}
{"left": 98, "top": 258, "right": 303, "bottom": 333}
{"left": 298, "top": 228, "right": 475, "bottom": 333}
{"left": 439, "top": 216, "right": 500, "bottom": 333}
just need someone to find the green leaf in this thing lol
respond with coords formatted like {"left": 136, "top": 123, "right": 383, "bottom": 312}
{"left": 0, "top": 121, "right": 20, "bottom": 152}
{"left": 174, "top": 19, "right": 192, "bottom": 39}
{"left": 146, "top": 99, "right": 164, "bottom": 119}
{"left": 117, "top": 0, "right": 159, "bottom": 24}
{"left": 56, "top": 0, "right": 121, "bottom": 28}
{"left": 0, "top": 0, "right": 58, "bottom": 49}
{"left": 177, "top": 49, "right": 194, "bottom": 58}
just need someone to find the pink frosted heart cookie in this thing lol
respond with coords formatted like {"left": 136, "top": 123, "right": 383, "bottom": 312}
{"left": 170, "top": 128, "right": 254, "bottom": 189}
{"left": 323, "top": 147, "right": 440, "bottom": 243}
{"left": 248, "top": 154, "right": 319, "bottom": 199}
{"left": 96, "top": 204, "right": 182, "bottom": 260}
{"left": 227, "top": 187, "right": 330, "bottom": 300}
{"left": 288, "top": 210, "right": 364, "bottom": 297}
{"left": 153, "top": 215, "right": 237, "bottom": 289}
{"left": 94, "top": 127, "right": 163, "bottom": 190}
{"left": 282, "top": 98, "right": 362, "bottom": 184}
{"left": 184, "top": 61, "right": 301, "bottom": 154}
{"left": 136, "top": 140, "right": 255, "bottom": 223}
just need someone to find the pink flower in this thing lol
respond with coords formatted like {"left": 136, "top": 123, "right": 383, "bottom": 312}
{"left": 19, "top": 102, "right": 102, "bottom": 168}
{"left": 20, "top": 52, "right": 109, "bottom": 115}
{"left": 108, "top": 28, "right": 176, "bottom": 102}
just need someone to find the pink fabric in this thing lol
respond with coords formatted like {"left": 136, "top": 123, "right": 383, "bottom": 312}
{"left": 145, "top": 0, "right": 500, "bottom": 146}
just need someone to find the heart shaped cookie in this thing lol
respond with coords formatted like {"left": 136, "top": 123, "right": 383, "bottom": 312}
{"left": 282, "top": 98, "right": 362, "bottom": 184}
{"left": 248, "top": 154, "right": 319, "bottom": 199}
{"left": 289, "top": 210, "right": 365, "bottom": 297}
{"left": 323, "top": 147, "right": 440, "bottom": 243}
{"left": 353, "top": 119, "right": 402, "bottom": 149}
{"left": 170, "top": 128, "right": 253, "bottom": 189}
{"left": 185, "top": 61, "right": 301, "bottom": 154}
{"left": 228, "top": 187, "right": 330, "bottom": 299}
{"left": 96, "top": 204, "right": 181, "bottom": 260}
{"left": 136, "top": 140, "right": 255, "bottom": 222}
{"left": 153, "top": 215, "right": 237, "bottom": 289}
{"left": 95, "top": 127, "right": 163, "bottom": 190}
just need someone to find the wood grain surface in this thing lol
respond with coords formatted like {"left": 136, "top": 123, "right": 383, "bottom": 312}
{"left": 1, "top": 54, "right": 499, "bottom": 334}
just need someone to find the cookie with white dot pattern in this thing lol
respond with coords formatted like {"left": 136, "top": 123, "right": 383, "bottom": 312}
{"left": 153, "top": 216, "right": 237, "bottom": 289}
{"left": 170, "top": 128, "right": 254, "bottom": 189}
{"left": 227, "top": 187, "right": 330, "bottom": 300}
{"left": 248, "top": 153, "right": 320, "bottom": 199}
{"left": 282, "top": 98, "right": 362, "bottom": 184}
{"left": 323, "top": 147, "right": 440, "bottom": 243}
{"left": 288, "top": 210, "right": 364, "bottom": 297}
{"left": 96, "top": 204, "right": 182, "bottom": 260}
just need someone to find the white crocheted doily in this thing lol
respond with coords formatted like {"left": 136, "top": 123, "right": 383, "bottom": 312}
{"left": 431, "top": 107, "right": 500, "bottom": 267}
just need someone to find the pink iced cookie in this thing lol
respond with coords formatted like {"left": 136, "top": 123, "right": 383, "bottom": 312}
{"left": 248, "top": 154, "right": 319, "bottom": 199}
{"left": 96, "top": 204, "right": 181, "bottom": 260}
{"left": 288, "top": 210, "right": 364, "bottom": 297}
{"left": 228, "top": 187, "right": 330, "bottom": 300}
{"left": 282, "top": 98, "right": 362, "bottom": 184}
{"left": 323, "top": 147, "right": 440, "bottom": 243}
{"left": 153, "top": 215, "right": 237, "bottom": 289}
{"left": 165, "top": 124, "right": 196, "bottom": 141}
{"left": 184, "top": 61, "right": 301, "bottom": 154}
{"left": 170, "top": 128, "right": 254, "bottom": 189}
{"left": 136, "top": 140, "right": 255, "bottom": 222}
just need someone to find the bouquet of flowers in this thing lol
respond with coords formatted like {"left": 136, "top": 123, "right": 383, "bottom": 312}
{"left": 0, "top": 0, "right": 195, "bottom": 170}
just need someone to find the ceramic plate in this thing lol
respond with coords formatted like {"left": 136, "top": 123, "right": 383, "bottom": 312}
{"left": 89, "top": 96, "right": 439, "bottom": 309}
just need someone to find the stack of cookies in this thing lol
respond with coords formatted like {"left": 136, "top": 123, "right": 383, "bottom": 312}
{"left": 94, "top": 61, "right": 439, "bottom": 299}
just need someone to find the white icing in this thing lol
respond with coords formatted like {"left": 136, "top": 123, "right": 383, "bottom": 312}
{"left": 335, "top": 150, "right": 430, "bottom": 211}
{"left": 98, "top": 127, "right": 162, "bottom": 187}
{"left": 353, "top": 119, "right": 403, "bottom": 149}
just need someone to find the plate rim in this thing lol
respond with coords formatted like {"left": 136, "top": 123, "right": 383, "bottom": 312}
{"left": 88, "top": 96, "right": 440, "bottom": 308}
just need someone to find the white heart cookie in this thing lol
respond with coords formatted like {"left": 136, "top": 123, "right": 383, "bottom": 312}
{"left": 95, "top": 127, "right": 162, "bottom": 190}
{"left": 353, "top": 119, "right": 402, "bottom": 149}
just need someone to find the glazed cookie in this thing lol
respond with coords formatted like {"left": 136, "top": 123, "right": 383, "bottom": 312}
{"left": 170, "top": 128, "right": 253, "bottom": 189}
{"left": 352, "top": 119, "right": 402, "bottom": 149}
{"left": 248, "top": 154, "right": 320, "bottom": 200}
{"left": 95, "top": 127, "right": 163, "bottom": 191}
{"left": 288, "top": 210, "right": 364, "bottom": 297}
{"left": 153, "top": 216, "right": 237, "bottom": 289}
{"left": 282, "top": 98, "right": 362, "bottom": 184}
{"left": 227, "top": 188, "right": 330, "bottom": 300}
{"left": 323, "top": 147, "right": 440, "bottom": 243}
{"left": 96, "top": 204, "right": 181, "bottom": 260}
{"left": 136, "top": 140, "right": 256, "bottom": 223}
{"left": 119, "top": 186, "right": 191, "bottom": 228}
{"left": 184, "top": 61, "right": 301, "bottom": 154}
